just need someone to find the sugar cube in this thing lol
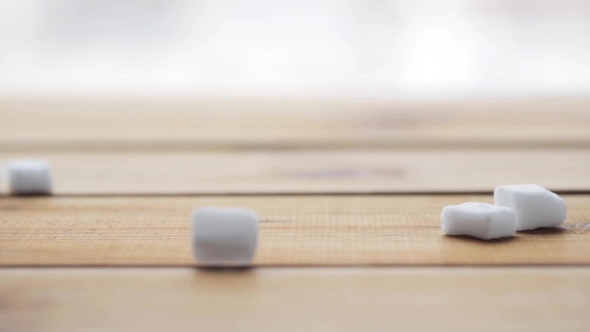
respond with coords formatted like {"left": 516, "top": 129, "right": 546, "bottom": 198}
{"left": 8, "top": 160, "right": 52, "bottom": 195}
{"left": 441, "top": 202, "right": 517, "bottom": 240}
{"left": 494, "top": 184, "right": 566, "bottom": 231}
{"left": 192, "top": 207, "right": 258, "bottom": 266}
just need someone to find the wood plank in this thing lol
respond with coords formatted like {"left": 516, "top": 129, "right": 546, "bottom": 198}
{"left": 1, "top": 98, "right": 590, "bottom": 150}
{"left": 1, "top": 195, "right": 589, "bottom": 266}
{"left": 1, "top": 149, "right": 589, "bottom": 194}
{"left": 1, "top": 267, "right": 589, "bottom": 332}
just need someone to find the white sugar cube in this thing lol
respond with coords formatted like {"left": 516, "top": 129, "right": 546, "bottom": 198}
{"left": 494, "top": 184, "right": 566, "bottom": 231}
{"left": 8, "top": 160, "right": 52, "bottom": 195}
{"left": 192, "top": 207, "right": 258, "bottom": 266}
{"left": 441, "top": 202, "right": 517, "bottom": 240}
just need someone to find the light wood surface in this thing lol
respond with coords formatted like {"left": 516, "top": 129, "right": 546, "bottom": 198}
{"left": 1, "top": 195, "right": 588, "bottom": 266}
{"left": 2, "top": 98, "right": 590, "bottom": 150}
{"left": 3, "top": 97, "right": 590, "bottom": 331}
{"left": 2, "top": 149, "right": 589, "bottom": 194}
{"left": 1, "top": 267, "right": 589, "bottom": 332}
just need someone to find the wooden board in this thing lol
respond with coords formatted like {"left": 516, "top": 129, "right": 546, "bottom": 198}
{"left": 1, "top": 267, "right": 589, "bottom": 332}
{"left": 2, "top": 98, "right": 590, "bottom": 150}
{"left": 2, "top": 97, "right": 589, "bottom": 331}
{"left": 1, "top": 195, "right": 589, "bottom": 266}
{"left": 2, "top": 149, "right": 590, "bottom": 194}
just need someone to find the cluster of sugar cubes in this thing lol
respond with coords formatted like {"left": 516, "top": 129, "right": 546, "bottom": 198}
{"left": 2, "top": 159, "right": 258, "bottom": 266}
{"left": 3, "top": 159, "right": 257, "bottom": 266}
{"left": 441, "top": 184, "right": 567, "bottom": 240}
{"left": 199, "top": 185, "right": 566, "bottom": 265}
{"left": 1, "top": 160, "right": 567, "bottom": 258}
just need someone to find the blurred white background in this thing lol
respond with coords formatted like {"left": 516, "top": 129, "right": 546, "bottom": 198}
{"left": 1, "top": 0, "right": 590, "bottom": 99}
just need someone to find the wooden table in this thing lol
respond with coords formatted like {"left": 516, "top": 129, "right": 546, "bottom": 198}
{"left": 1, "top": 98, "right": 590, "bottom": 331}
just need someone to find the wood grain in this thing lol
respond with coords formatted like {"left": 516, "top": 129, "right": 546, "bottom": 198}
{"left": 2, "top": 149, "right": 590, "bottom": 194}
{"left": 1, "top": 267, "right": 589, "bottom": 332}
{"left": 2, "top": 97, "right": 588, "bottom": 332}
{"left": 2, "top": 98, "right": 590, "bottom": 150}
{"left": 1, "top": 195, "right": 589, "bottom": 266}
